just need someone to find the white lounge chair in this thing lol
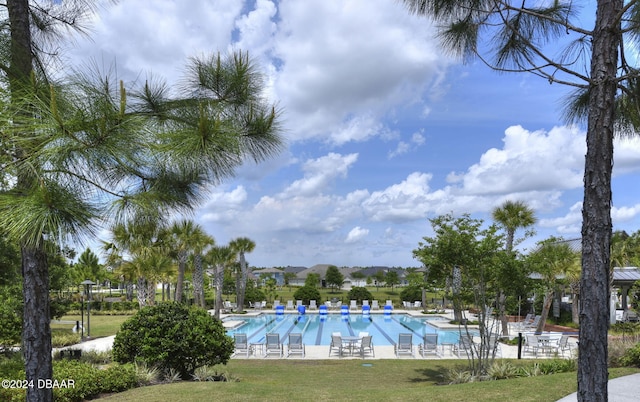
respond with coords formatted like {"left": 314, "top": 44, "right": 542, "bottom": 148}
{"left": 233, "top": 333, "right": 250, "bottom": 357}
{"left": 454, "top": 335, "right": 474, "bottom": 358}
{"left": 517, "top": 313, "right": 534, "bottom": 330}
{"left": 329, "top": 333, "right": 344, "bottom": 357}
{"left": 264, "top": 333, "right": 283, "bottom": 358}
{"left": 309, "top": 300, "right": 317, "bottom": 310}
{"left": 223, "top": 300, "right": 235, "bottom": 313}
{"left": 286, "top": 300, "right": 294, "bottom": 310}
{"left": 395, "top": 333, "right": 414, "bottom": 357}
{"left": 357, "top": 335, "right": 374, "bottom": 359}
{"left": 287, "top": 333, "right": 305, "bottom": 358}
{"left": 371, "top": 300, "right": 380, "bottom": 310}
{"left": 524, "top": 334, "right": 541, "bottom": 357}
{"left": 350, "top": 300, "right": 358, "bottom": 311}
{"left": 418, "top": 333, "right": 440, "bottom": 358}
{"left": 558, "top": 335, "right": 575, "bottom": 357}
{"left": 523, "top": 315, "right": 542, "bottom": 331}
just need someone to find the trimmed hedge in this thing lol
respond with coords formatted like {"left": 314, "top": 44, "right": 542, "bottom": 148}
{"left": 0, "top": 359, "right": 137, "bottom": 402}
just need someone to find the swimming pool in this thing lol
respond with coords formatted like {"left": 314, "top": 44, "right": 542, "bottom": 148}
{"left": 224, "top": 313, "right": 471, "bottom": 346}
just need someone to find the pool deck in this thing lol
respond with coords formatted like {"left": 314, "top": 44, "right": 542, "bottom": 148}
{"left": 58, "top": 309, "right": 578, "bottom": 361}
{"left": 220, "top": 308, "right": 579, "bottom": 360}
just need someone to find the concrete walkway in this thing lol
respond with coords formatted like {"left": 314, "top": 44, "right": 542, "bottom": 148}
{"left": 556, "top": 373, "right": 640, "bottom": 402}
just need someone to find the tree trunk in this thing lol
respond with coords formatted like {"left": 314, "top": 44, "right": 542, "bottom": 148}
{"left": 572, "top": 292, "right": 580, "bottom": 325}
{"left": 498, "top": 291, "right": 509, "bottom": 336}
{"left": 21, "top": 243, "right": 53, "bottom": 402}
{"left": 7, "top": 0, "right": 54, "bottom": 400}
{"left": 125, "top": 281, "right": 134, "bottom": 301}
{"left": 237, "top": 254, "right": 248, "bottom": 313}
{"left": 578, "top": 1, "right": 619, "bottom": 400}
{"left": 214, "top": 264, "right": 223, "bottom": 319}
{"left": 147, "top": 280, "right": 156, "bottom": 306}
{"left": 175, "top": 251, "right": 187, "bottom": 303}
{"left": 136, "top": 277, "right": 148, "bottom": 308}
{"left": 536, "top": 289, "right": 554, "bottom": 333}
{"left": 193, "top": 254, "right": 205, "bottom": 308}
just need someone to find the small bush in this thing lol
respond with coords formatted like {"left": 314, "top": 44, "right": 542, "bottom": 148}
{"left": 112, "top": 302, "right": 234, "bottom": 380}
{"left": 51, "top": 331, "right": 81, "bottom": 348}
{"left": 99, "top": 364, "right": 138, "bottom": 392}
{"left": 519, "top": 363, "right": 542, "bottom": 377}
{"left": 399, "top": 286, "right": 422, "bottom": 303}
{"left": 536, "top": 358, "right": 576, "bottom": 375}
{"left": 444, "top": 367, "right": 474, "bottom": 384}
{"left": 609, "top": 337, "right": 638, "bottom": 367}
{"left": 347, "top": 287, "right": 373, "bottom": 304}
{"left": 487, "top": 361, "right": 519, "bottom": 380}
{"left": 244, "top": 285, "right": 266, "bottom": 305}
{"left": 192, "top": 364, "right": 238, "bottom": 382}
{"left": 293, "top": 286, "right": 321, "bottom": 305}
{"left": 134, "top": 362, "right": 162, "bottom": 385}
{"left": 620, "top": 342, "right": 640, "bottom": 367}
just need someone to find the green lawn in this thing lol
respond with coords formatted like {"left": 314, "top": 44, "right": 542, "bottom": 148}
{"left": 96, "top": 360, "right": 640, "bottom": 402}
{"left": 52, "top": 315, "right": 131, "bottom": 338}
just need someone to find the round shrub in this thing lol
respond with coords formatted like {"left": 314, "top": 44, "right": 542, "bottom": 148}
{"left": 293, "top": 286, "right": 321, "bottom": 305}
{"left": 244, "top": 286, "right": 266, "bottom": 305}
{"left": 347, "top": 287, "right": 373, "bottom": 304}
{"left": 399, "top": 286, "right": 422, "bottom": 302}
{"left": 112, "top": 302, "right": 234, "bottom": 379}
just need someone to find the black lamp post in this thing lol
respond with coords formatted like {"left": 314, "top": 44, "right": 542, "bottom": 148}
{"left": 81, "top": 280, "right": 95, "bottom": 339}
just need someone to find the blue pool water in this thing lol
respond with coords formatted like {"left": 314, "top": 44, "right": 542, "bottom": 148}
{"left": 224, "top": 313, "right": 472, "bottom": 346}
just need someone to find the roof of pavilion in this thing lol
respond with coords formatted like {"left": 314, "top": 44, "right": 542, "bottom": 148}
{"left": 613, "top": 267, "right": 640, "bottom": 287}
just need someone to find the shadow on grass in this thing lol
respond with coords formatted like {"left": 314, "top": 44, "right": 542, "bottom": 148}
{"left": 409, "top": 365, "right": 451, "bottom": 384}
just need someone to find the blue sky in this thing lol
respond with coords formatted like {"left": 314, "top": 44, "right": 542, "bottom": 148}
{"left": 67, "top": 0, "right": 640, "bottom": 267}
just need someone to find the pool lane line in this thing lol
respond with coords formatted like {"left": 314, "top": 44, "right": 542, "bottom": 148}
{"left": 368, "top": 317, "right": 396, "bottom": 345}
{"left": 315, "top": 316, "right": 324, "bottom": 345}
{"left": 248, "top": 315, "right": 290, "bottom": 343}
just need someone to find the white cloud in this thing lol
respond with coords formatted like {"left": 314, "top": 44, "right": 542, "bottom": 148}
{"left": 71, "top": 0, "right": 245, "bottom": 83}
{"left": 282, "top": 153, "right": 358, "bottom": 197}
{"left": 362, "top": 172, "right": 433, "bottom": 222}
{"left": 613, "top": 204, "right": 640, "bottom": 223}
{"left": 613, "top": 138, "right": 640, "bottom": 175}
{"left": 271, "top": 0, "right": 449, "bottom": 144}
{"left": 448, "top": 125, "right": 585, "bottom": 194}
{"left": 200, "top": 186, "right": 247, "bottom": 223}
{"left": 388, "top": 129, "right": 426, "bottom": 158}
{"left": 345, "top": 226, "right": 369, "bottom": 243}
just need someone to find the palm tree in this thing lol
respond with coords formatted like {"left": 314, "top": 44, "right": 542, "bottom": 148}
{"left": 207, "top": 245, "right": 236, "bottom": 319}
{"left": 528, "top": 238, "right": 578, "bottom": 333}
{"left": 191, "top": 229, "right": 215, "bottom": 308}
{"left": 229, "top": 237, "right": 256, "bottom": 313}
{"left": 492, "top": 201, "right": 537, "bottom": 254}
{"left": 103, "top": 220, "right": 168, "bottom": 308}
{"left": 169, "top": 220, "right": 198, "bottom": 303}
{"left": 491, "top": 200, "right": 537, "bottom": 335}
